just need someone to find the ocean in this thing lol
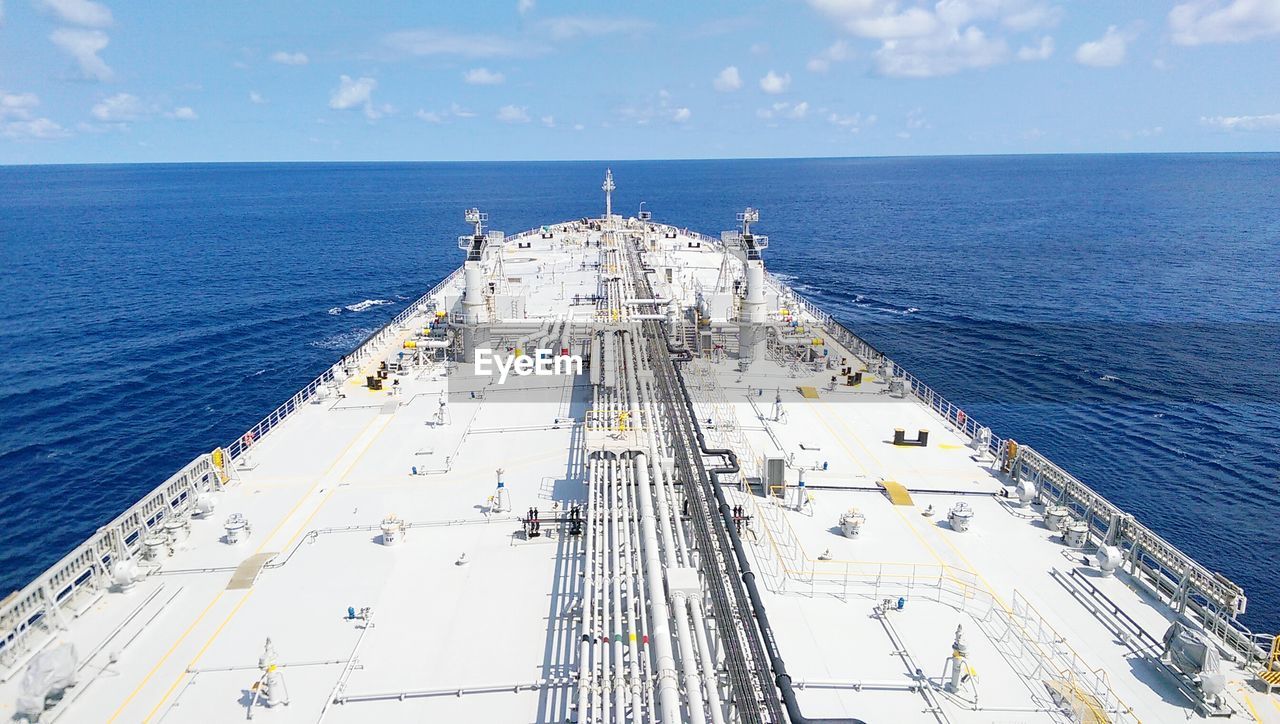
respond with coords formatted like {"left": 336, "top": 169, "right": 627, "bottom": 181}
{"left": 1, "top": 155, "right": 1277, "bottom": 631}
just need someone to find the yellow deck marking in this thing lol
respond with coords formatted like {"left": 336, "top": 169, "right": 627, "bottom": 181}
{"left": 1241, "top": 690, "right": 1264, "bottom": 723}
{"left": 109, "top": 411, "right": 388, "bottom": 721}
{"left": 148, "top": 412, "right": 397, "bottom": 719}
{"left": 143, "top": 589, "right": 256, "bottom": 722}
{"left": 106, "top": 593, "right": 225, "bottom": 722}
{"left": 878, "top": 480, "right": 914, "bottom": 506}
{"left": 808, "top": 404, "right": 873, "bottom": 478}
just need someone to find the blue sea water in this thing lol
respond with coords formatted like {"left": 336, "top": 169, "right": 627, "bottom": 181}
{"left": 1, "top": 156, "right": 1277, "bottom": 631}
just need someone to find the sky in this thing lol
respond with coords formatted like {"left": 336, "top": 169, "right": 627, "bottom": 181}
{"left": 1, "top": 0, "right": 1278, "bottom": 164}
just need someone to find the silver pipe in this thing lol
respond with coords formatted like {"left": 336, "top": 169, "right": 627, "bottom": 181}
{"left": 634, "top": 451, "right": 680, "bottom": 722}
{"left": 672, "top": 592, "right": 708, "bottom": 724}
{"left": 610, "top": 457, "right": 626, "bottom": 722}
{"left": 576, "top": 455, "right": 598, "bottom": 720}
{"left": 621, "top": 455, "right": 645, "bottom": 719}
{"left": 689, "top": 598, "right": 725, "bottom": 724}
{"left": 335, "top": 678, "right": 574, "bottom": 704}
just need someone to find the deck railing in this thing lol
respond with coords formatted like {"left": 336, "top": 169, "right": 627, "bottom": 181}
{"left": 0, "top": 265, "right": 467, "bottom": 676}
{"left": 1, "top": 224, "right": 1267, "bottom": 686}
{"left": 764, "top": 270, "right": 1267, "bottom": 663}
{"left": 222, "top": 266, "right": 464, "bottom": 461}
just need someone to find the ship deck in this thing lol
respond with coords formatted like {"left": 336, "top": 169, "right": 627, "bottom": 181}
{"left": 1, "top": 213, "right": 1276, "bottom": 724}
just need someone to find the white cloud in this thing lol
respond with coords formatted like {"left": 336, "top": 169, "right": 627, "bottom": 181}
{"left": 2, "top": 117, "right": 70, "bottom": 139}
{"left": 91, "top": 92, "right": 143, "bottom": 121}
{"left": 87, "top": 93, "right": 199, "bottom": 124}
{"left": 1000, "top": 3, "right": 1063, "bottom": 31}
{"left": 0, "top": 91, "right": 69, "bottom": 140}
{"left": 875, "top": 26, "right": 1007, "bottom": 77}
{"left": 1075, "top": 26, "right": 1128, "bottom": 67}
{"left": 1170, "top": 0, "right": 1280, "bottom": 45}
{"left": 906, "top": 107, "right": 929, "bottom": 129}
{"left": 535, "top": 16, "right": 653, "bottom": 40}
{"left": 1017, "top": 35, "right": 1054, "bottom": 60}
{"left": 806, "top": 0, "right": 1060, "bottom": 77}
{"left": 541, "top": 114, "right": 555, "bottom": 127}
{"left": 712, "top": 66, "right": 742, "bottom": 92}
{"left": 827, "top": 110, "right": 876, "bottom": 133}
{"left": 517, "top": 0, "right": 535, "bottom": 15}
{"left": 617, "top": 90, "right": 690, "bottom": 125}
{"left": 463, "top": 67, "right": 505, "bottom": 85}
{"left": 270, "top": 51, "right": 309, "bottom": 66}
{"left": 329, "top": 76, "right": 375, "bottom": 110}
{"left": 40, "top": 0, "right": 112, "bottom": 27}
{"left": 412, "top": 104, "right": 474, "bottom": 123}
{"left": 759, "top": 70, "right": 791, "bottom": 94}
{"left": 806, "top": 40, "right": 850, "bottom": 72}
{"left": 49, "top": 27, "right": 113, "bottom": 81}
{"left": 496, "top": 104, "right": 530, "bottom": 123}
{"left": 249, "top": 91, "right": 266, "bottom": 104}
{"left": 0, "top": 92, "right": 39, "bottom": 119}
{"left": 329, "top": 75, "right": 386, "bottom": 119}
{"left": 1202, "top": 113, "right": 1280, "bottom": 131}
{"left": 757, "top": 101, "right": 809, "bottom": 120}
{"left": 384, "top": 28, "right": 527, "bottom": 58}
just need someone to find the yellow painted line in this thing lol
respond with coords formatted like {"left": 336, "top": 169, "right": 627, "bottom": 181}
{"left": 106, "top": 592, "right": 225, "bottom": 722}
{"left": 808, "top": 404, "right": 952, "bottom": 569}
{"left": 247, "top": 413, "right": 384, "bottom": 557}
{"left": 886, "top": 502, "right": 948, "bottom": 568}
{"left": 108, "top": 412, "right": 385, "bottom": 720}
{"left": 1270, "top": 693, "right": 1280, "bottom": 714}
{"left": 808, "top": 403, "right": 873, "bottom": 477}
{"left": 143, "top": 589, "right": 256, "bottom": 722}
{"left": 1241, "top": 689, "right": 1264, "bottom": 723}
{"left": 146, "top": 413, "right": 397, "bottom": 717}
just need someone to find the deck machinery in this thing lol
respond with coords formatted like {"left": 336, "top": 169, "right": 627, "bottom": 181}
{"left": 1, "top": 171, "right": 1276, "bottom": 723}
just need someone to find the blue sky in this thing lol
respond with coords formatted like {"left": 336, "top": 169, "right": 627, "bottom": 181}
{"left": 1, "top": 0, "right": 1278, "bottom": 163}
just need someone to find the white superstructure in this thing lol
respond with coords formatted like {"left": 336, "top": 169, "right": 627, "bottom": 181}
{"left": 2, "top": 170, "right": 1277, "bottom": 723}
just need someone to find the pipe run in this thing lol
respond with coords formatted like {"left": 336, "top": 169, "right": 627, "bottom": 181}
{"left": 668, "top": 357, "right": 867, "bottom": 724}
{"left": 335, "top": 678, "right": 575, "bottom": 704}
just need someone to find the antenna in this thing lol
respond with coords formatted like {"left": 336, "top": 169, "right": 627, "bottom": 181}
{"left": 464, "top": 208, "right": 487, "bottom": 238}
{"left": 727, "top": 207, "right": 767, "bottom": 261}
{"left": 602, "top": 169, "right": 615, "bottom": 219}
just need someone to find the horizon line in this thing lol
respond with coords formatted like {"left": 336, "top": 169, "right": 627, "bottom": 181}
{"left": 4, "top": 149, "right": 1279, "bottom": 169}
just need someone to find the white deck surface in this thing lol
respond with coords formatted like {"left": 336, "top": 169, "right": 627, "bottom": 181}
{"left": 2, "top": 214, "right": 1276, "bottom": 724}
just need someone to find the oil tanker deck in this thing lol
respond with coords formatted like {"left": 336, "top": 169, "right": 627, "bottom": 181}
{"left": 2, "top": 171, "right": 1276, "bottom": 723}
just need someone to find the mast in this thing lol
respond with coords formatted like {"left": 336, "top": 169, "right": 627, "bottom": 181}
{"left": 602, "top": 168, "right": 615, "bottom": 220}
